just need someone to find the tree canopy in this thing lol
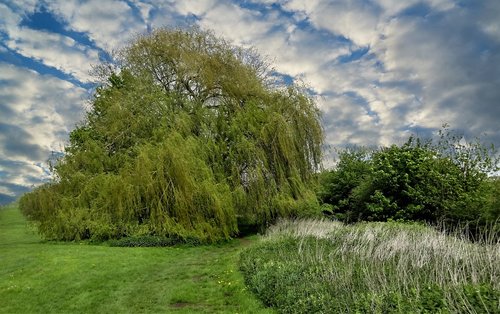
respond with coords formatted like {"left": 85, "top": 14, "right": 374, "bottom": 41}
{"left": 20, "top": 28, "right": 324, "bottom": 242}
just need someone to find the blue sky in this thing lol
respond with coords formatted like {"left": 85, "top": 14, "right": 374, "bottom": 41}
{"left": 0, "top": 0, "right": 499, "bottom": 204}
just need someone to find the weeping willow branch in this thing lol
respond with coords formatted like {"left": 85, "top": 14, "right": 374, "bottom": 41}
{"left": 19, "top": 27, "right": 324, "bottom": 242}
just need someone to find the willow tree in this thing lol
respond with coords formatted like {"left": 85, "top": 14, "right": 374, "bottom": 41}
{"left": 20, "top": 28, "right": 323, "bottom": 242}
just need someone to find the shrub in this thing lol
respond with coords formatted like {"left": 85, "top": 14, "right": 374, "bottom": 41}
{"left": 319, "top": 131, "right": 499, "bottom": 232}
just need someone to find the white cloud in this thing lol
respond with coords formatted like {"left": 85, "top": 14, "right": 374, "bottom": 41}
{"left": 0, "top": 62, "right": 87, "bottom": 194}
{"left": 0, "top": 3, "right": 101, "bottom": 82}
{"left": 253, "top": 28, "right": 351, "bottom": 91}
{"left": 171, "top": 0, "right": 217, "bottom": 16}
{"left": 477, "top": 2, "right": 500, "bottom": 43}
{"left": 1, "top": 0, "right": 38, "bottom": 15}
{"left": 0, "top": 159, "right": 49, "bottom": 189}
{"left": 0, "top": 186, "right": 15, "bottom": 197}
{"left": 1, "top": 0, "right": 499, "bottom": 198}
{"left": 130, "top": 0, "right": 154, "bottom": 25}
{"left": 281, "top": 0, "right": 381, "bottom": 47}
{"left": 375, "top": 0, "right": 455, "bottom": 16}
{"left": 272, "top": 0, "right": 500, "bottom": 146}
{"left": 177, "top": 0, "right": 500, "bottom": 152}
{"left": 195, "top": 2, "right": 273, "bottom": 45}
{"left": 0, "top": 62, "right": 87, "bottom": 160}
{"left": 6, "top": 28, "right": 99, "bottom": 81}
{"left": 0, "top": 3, "right": 22, "bottom": 27}
{"left": 320, "top": 94, "right": 381, "bottom": 147}
{"left": 375, "top": 8, "right": 500, "bottom": 135}
{"left": 46, "top": 0, "right": 145, "bottom": 51}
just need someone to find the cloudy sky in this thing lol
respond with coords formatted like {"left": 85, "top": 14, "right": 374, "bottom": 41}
{"left": 0, "top": 0, "right": 499, "bottom": 204}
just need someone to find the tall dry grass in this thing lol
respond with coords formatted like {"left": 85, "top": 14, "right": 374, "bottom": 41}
{"left": 241, "top": 219, "right": 500, "bottom": 313}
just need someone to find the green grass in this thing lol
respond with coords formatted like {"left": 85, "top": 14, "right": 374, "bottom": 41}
{"left": 0, "top": 204, "right": 273, "bottom": 313}
{"left": 240, "top": 219, "right": 500, "bottom": 313}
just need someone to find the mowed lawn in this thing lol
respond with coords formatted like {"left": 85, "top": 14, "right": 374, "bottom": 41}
{"left": 0, "top": 204, "right": 273, "bottom": 313}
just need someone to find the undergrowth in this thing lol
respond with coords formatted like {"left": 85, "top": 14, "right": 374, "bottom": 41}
{"left": 107, "top": 235, "right": 205, "bottom": 247}
{"left": 240, "top": 219, "right": 500, "bottom": 313}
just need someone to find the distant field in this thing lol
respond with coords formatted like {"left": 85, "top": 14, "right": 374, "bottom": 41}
{"left": 0, "top": 204, "right": 272, "bottom": 313}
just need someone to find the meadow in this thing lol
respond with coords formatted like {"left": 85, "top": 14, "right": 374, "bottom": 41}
{"left": 3, "top": 202, "right": 499, "bottom": 313}
{"left": 240, "top": 219, "right": 500, "bottom": 313}
{"left": 0, "top": 204, "right": 272, "bottom": 313}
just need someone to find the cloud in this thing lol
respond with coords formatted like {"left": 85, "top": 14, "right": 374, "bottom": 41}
{"left": 0, "top": 62, "right": 87, "bottom": 200}
{"left": 47, "top": 0, "right": 146, "bottom": 51}
{"left": 173, "top": 0, "right": 353, "bottom": 95}
{"left": 194, "top": 2, "right": 274, "bottom": 45}
{"left": 0, "top": 2, "right": 101, "bottom": 82}
{"left": 163, "top": 0, "right": 500, "bottom": 162}
{"left": 0, "top": 180, "right": 31, "bottom": 197}
{"left": 5, "top": 28, "right": 100, "bottom": 81}
{"left": 0, "top": 0, "right": 498, "bottom": 200}
{"left": 321, "top": 94, "right": 380, "bottom": 144}
{"left": 0, "top": 123, "right": 46, "bottom": 160}
{"left": 0, "top": 158, "right": 48, "bottom": 205}
{"left": 258, "top": 28, "right": 352, "bottom": 90}
{"left": 265, "top": 0, "right": 500, "bottom": 150}
{"left": 478, "top": 2, "right": 500, "bottom": 42}
{"left": 0, "top": 63, "right": 87, "bottom": 144}
{"left": 375, "top": 4, "right": 500, "bottom": 142}
{"left": 0, "top": 3, "right": 23, "bottom": 28}
{"left": 0, "top": 194, "right": 16, "bottom": 205}
{"left": 0, "top": 0, "right": 38, "bottom": 16}
{"left": 171, "top": 0, "right": 217, "bottom": 16}
{"left": 283, "top": 0, "right": 382, "bottom": 47}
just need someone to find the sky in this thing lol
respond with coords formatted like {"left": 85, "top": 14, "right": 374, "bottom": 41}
{"left": 0, "top": 0, "right": 499, "bottom": 205}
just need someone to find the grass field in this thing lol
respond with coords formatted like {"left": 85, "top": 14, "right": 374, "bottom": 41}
{"left": 0, "top": 204, "right": 273, "bottom": 313}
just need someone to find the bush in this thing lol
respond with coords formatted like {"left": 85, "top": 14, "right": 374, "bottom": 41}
{"left": 317, "top": 148, "right": 372, "bottom": 221}
{"left": 319, "top": 131, "right": 499, "bottom": 232}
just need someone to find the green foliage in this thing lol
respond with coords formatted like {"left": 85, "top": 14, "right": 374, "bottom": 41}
{"left": 319, "top": 131, "right": 499, "bottom": 230}
{"left": 20, "top": 28, "right": 323, "bottom": 242}
{"left": 485, "top": 177, "right": 500, "bottom": 222}
{"left": 240, "top": 219, "right": 500, "bottom": 313}
{"left": 317, "top": 148, "right": 372, "bottom": 221}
